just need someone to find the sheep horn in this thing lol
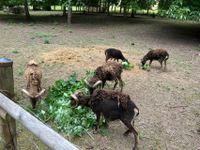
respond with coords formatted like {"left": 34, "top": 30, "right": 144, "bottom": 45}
{"left": 84, "top": 79, "right": 91, "bottom": 87}
{"left": 21, "top": 89, "right": 34, "bottom": 98}
{"left": 71, "top": 94, "right": 78, "bottom": 101}
{"left": 35, "top": 89, "right": 45, "bottom": 98}
{"left": 71, "top": 93, "right": 79, "bottom": 108}
{"left": 93, "top": 80, "right": 103, "bottom": 89}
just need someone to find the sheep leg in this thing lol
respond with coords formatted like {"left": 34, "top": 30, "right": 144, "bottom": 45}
{"left": 113, "top": 79, "right": 118, "bottom": 90}
{"left": 124, "top": 120, "right": 135, "bottom": 136}
{"left": 94, "top": 112, "right": 101, "bottom": 133}
{"left": 122, "top": 120, "right": 138, "bottom": 150}
{"left": 159, "top": 60, "right": 163, "bottom": 69}
{"left": 164, "top": 60, "right": 167, "bottom": 70}
{"left": 102, "top": 81, "right": 106, "bottom": 88}
{"left": 30, "top": 98, "right": 37, "bottom": 109}
{"left": 123, "top": 129, "right": 131, "bottom": 136}
{"left": 119, "top": 78, "right": 123, "bottom": 92}
{"left": 149, "top": 60, "right": 153, "bottom": 66}
{"left": 104, "top": 119, "right": 109, "bottom": 128}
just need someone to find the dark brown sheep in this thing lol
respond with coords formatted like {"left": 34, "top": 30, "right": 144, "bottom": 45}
{"left": 141, "top": 48, "right": 169, "bottom": 70}
{"left": 105, "top": 48, "right": 128, "bottom": 62}
{"left": 71, "top": 89, "right": 139, "bottom": 150}
{"left": 22, "top": 60, "right": 45, "bottom": 109}
{"left": 85, "top": 62, "right": 123, "bottom": 94}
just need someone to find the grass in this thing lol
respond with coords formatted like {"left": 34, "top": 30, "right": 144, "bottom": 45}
{"left": 34, "top": 32, "right": 54, "bottom": 38}
{"left": 197, "top": 44, "right": 200, "bottom": 51}
{"left": 17, "top": 68, "right": 23, "bottom": 76}
{"left": 30, "top": 32, "right": 54, "bottom": 44}
{"left": 11, "top": 49, "right": 19, "bottom": 54}
{"left": 100, "top": 127, "right": 110, "bottom": 136}
{"left": 44, "top": 38, "right": 50, "bottom": 44}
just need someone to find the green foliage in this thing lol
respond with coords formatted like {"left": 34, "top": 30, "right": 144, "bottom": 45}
{"left": 159, "top": 0, "right": 200, "bottom": 21}
{"left": 33, "top": 72, "right": 97, "bottom": 136}
{"left": 138, "top": 0, "right": 157, "bottom": 10}
{"left": 0, "top": 0, "right": 24, "bottom": 7}
{"left": 122, "top": 61, "right": 134, "bottom": 70}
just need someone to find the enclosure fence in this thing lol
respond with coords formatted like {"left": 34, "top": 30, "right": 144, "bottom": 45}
{"left": 0, "top": 58, "right": 79, "bottom": 150}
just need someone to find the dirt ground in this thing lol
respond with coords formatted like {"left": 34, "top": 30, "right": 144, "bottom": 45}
{"left": 0, "top": 11, "right": 200, "bottom": 150}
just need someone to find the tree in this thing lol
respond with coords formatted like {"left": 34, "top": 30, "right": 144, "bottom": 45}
{"left": 158, "top": 0, "right": 200, "bottom": 21}
{"left": 24, "top": 0, "right": 31, "bottom": 19}
{"left": 138, "top": 0, "right": 157, "bottom": 14}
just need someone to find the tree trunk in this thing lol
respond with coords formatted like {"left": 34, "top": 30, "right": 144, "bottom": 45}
{"left": 123, "top": 6, "right": 127, "bottom": 17}
{"left": 120, "top": 6, "right": 122, "bottom": 14}
{"left": 99, "top": 0, "right": 101, "bottom": 12}
{"left": 114, "top": 5, "right": 116, "bottom": 13}
{"left": 147, "top": 9, "right": 149, "bottom": 15}
{"left": 131, "top": 9, "right": 135, "bottom": 18}
{"left": 24, "top": 0, "right": 31, "bottom": 20}
{"left": 63, "top": 6, "right": 66, "bottom": 16}
{"left": 111, "top": 5, "right": 113, "bottom": 14}
{"left": 67, "top": 0, "right": 72, "bottom": 26}
{"left": 107, "top": 2, "right": 110, "bottom": 15}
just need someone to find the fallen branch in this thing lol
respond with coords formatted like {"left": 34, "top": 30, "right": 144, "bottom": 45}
{"left": 168, "top": 105, "right": 188, "bottom": 109}
{"left": 84, "top": 129, "right": 94, "bottom": 140}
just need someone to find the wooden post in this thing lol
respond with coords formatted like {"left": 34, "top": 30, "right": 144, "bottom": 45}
{"left": 0, "top": 58, "right": 17, "bottom": 150}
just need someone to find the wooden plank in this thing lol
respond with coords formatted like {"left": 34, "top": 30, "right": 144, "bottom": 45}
{"left": 0, "top": 93, "right": 79, "bottom": 150}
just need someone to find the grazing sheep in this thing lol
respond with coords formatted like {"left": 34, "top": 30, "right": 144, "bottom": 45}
{"left": 105, "top": 48, "right": 128, "bottom": 62}
{"left": 85, "top": 62, "right": 123, "bottom": 94}
{"left": 22, "top": 60, "right": 45, "bottom": 109}
{"left": 141, "top": 48, "right": 169, "bottom": 70}
{"left": 71, "top": 89, "right": 139, "bottom": 150}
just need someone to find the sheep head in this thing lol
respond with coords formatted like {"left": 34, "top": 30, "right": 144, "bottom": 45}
{"left": 70, "top": 92, "right": 90, "bottom": 107}
{"left": 22, "top": 60, "right": 45, "bottom": 108}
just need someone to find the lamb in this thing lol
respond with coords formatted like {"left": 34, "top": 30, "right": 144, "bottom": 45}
{"left": 22, "top": 60, "right": 45, "bottom": 109}
{"left": 105, "top": 48, "right": 128, "bottom": 62}
{"left": 70, "top": 89, "right": 139, "bottom": 150}
{"left": 141, "top": 48, "right": 169, "bottom": 70}
{"left": 85, "top": 62, "right": 123, "bottom": 94}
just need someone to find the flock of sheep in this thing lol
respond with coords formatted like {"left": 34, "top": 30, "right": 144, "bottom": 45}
{"left": 22, "top": 47, "right": 169, "bottom": 150}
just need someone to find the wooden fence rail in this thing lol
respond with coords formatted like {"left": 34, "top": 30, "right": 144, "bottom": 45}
{"left": 0, "top": 93, "right": 79, "bottom": 150}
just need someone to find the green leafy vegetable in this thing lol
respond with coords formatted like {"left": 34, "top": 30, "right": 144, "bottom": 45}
{"left": 122, "top": 61, "right": 134, "bottom": 70}
{"left": 142, "top": 64, "right": 151, "bottom": 71}
{"left": 33, "top": 72, "right": 97, "bottom": 136}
